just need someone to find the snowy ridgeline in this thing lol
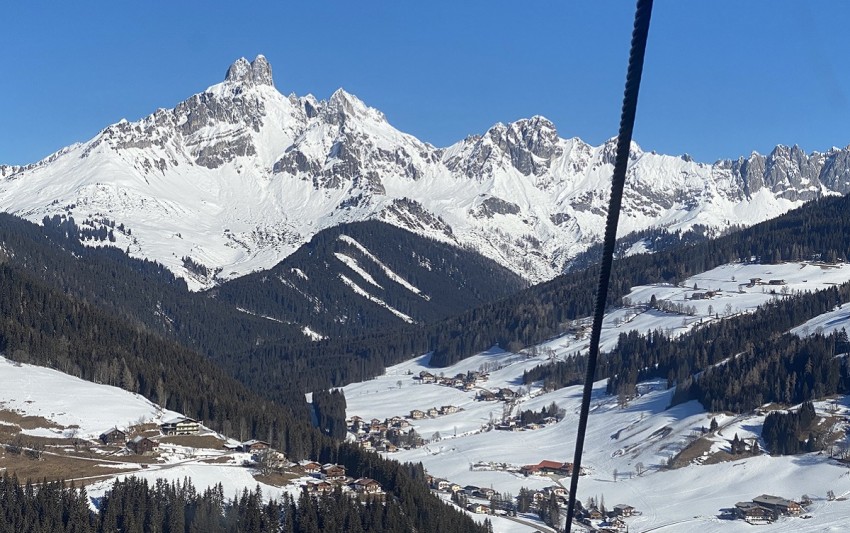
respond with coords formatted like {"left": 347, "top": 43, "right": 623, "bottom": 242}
{"left": 5, "top": 54, "right": 848, "bottom": 291}
{"left": 340, "top": 260, "right": 850, "bottom": 532}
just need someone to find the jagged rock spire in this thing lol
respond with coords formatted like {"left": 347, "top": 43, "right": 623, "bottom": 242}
{"left": 225, "top": 55, "right": 274, "bottom": 87}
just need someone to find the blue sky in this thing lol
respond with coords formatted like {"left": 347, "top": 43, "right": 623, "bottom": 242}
{"left": 2, "top": 1, "right": 848, "bottom": 165}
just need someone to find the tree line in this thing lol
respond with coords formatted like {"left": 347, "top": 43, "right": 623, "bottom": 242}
{"left": 0, "top": 473, "right": 487, "bottom": 533}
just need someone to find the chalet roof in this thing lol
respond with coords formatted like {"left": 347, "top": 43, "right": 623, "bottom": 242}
{"left": 753, "top": 494, "right": 791, "bottom": 507}
{"left": 538, "top": 460, "right": 567, "bottom": 469}
{"left": 100, "top": 427, "right": 124, "bottom": 436}
{"left": 162, "top": 416, "right": 197, "bottom": 425}
{"left": 241, "top": 439, "right": 269, "bottom": 447}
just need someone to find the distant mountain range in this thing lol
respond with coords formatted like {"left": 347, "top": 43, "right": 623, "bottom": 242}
{"left": 2, "top": 55, "right": 849, "bottom": 290}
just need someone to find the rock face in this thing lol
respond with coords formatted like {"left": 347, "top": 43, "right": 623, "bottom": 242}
{"left": 1, "top": 55, "right": 848, "bottom": 290}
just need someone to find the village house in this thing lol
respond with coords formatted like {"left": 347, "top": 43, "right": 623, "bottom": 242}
{"left": 352, "top": 478, "right": 382, "bottom": 494}
{"left": 735, "top": 502, "right": 775, "bottom": 525}
{"left": 300, "top": 461, "right": 322, "bottom": 475}
{"left": 322, "top": 463, "right": 347, "bottom": 482}
{"left": 240, "top": 439, "right": 270, "bottom": 453}
{"left": 160, "top": 416, "right": 200, "bottom": 436}
{"left": 440, "top": 405, "right": 459, "bottom": 415}
{"left": 418, "top": 371, "right": 436, "bottom": 383}
{"left": 544, "top": 486, "right": 568, "bottom": 499}
{"left": 768, "top": 279, "right": 786, "bottom": 285}
{"left": 752, "top": 494, "right": 802, "bottom": 515}
{"left": 410, "top": 409, "right": 425, "bottom": 420}
{"left": 127, "top": 436, "right": 158, "bottom": 455}
{"left": 468, "top": 503, "right": 490, "bottom": 514}
{"left": 99, "top": 428, "right": 126, "bottom": 446}
{"left": 433, "top": 479, "right": 451, "bottom": 491}
{"left": 475, "top": 487, "right": 496, "bottom": 498}
{"left": 520, "top": 460, "right": 573, "bottom": 476}
{"left": 612, "top": 504, "right": 636, "bottom": 517}
{"left": 477, "top": 390, "right": 497, "bottom": 401}
{"left": 498, "top": 388, "right": 517, "bottom": 400}
{"left": 427, "top": 407, "right": 439, "bottom": 417}
{"left": 304, "top": 481, "right": 333, "bottom": 495}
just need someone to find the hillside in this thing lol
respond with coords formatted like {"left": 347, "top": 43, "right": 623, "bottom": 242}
{"left": 338, "top": 259, "right": 850, "bottom": 532}
{"left": 213, "top": 220, "right": 527, "bottom": 339}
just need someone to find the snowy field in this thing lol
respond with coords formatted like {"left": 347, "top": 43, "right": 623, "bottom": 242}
{"left": 342, "top": 261, "right": 850, "bottom": 532}
{"left": 0, "top": 355, "right": 307, "bottom": 511}
{"left": 0, "top": 356, "right": 181, "bottom": 439}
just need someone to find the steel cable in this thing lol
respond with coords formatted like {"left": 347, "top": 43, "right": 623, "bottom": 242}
{"left": 564, "top": 1, "right": 654, "bottom": 531}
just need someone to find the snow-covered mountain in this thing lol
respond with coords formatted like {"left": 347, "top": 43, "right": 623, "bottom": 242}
{"left": 2, "top": 55, "right": 849, "bottom": 290}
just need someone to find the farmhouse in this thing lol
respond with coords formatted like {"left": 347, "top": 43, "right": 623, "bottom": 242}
{"left": 99, "top": 428, "right": 126, "bottom": 445}
{"left": 613, "top": 504, "right": 636, "bottom": 517}
{"left": 300, "top": 461, "right": 322, "bottom": 475}
{"left": 127, "top": 436, "right": 158, "bottom": 455}
{"left": 304, "top": 481, "right": 333, "bottom": 495}
{"left": 520, "top": 460, "right": 573, "bottom": 476}
{"left": 735, "top": 502, "right": 775, "bottom": 524}
{"left": 410, "top": 409, "right": 425, "bottom": 419}
{"left": 160, "top": 416, "right": 200, "bottom": 436}
{"left": 440, "top": 405, "right": 459, "bottom": 415}
{"left": 352, "top": 478, "right": 382, "bottom": 494}
{"left": 240, "top": 439, "right": 270, "bottom": 453}
{"left": 322, "top": 463, "right": 346, "bottom": 482}
{"left": 752, "top": 494, "right": 802, "bottom": 515}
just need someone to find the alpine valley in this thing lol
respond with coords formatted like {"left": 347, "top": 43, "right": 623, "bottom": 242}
{"left": 4, "top": 55, "right": 850, "bottom": 533}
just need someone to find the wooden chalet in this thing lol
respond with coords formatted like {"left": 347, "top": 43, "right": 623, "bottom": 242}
{"left": 300, "top": 461, "right": 322, "bottom": 475}
{"left": 322, "top": 463, "right": 346, "bottom": 482}
{"left": 240, "top": 439, "right": 270, "bottom": 453}
{"left": 477, "top": 390, "right": 497, "bottom": 401}
{"left": 304, "top": 481, "right": 333, "bottom": 495}
{"left": 160, "top": 416, "right": 200, "bottom": 436}
{"left": 410, "top": 409, "right": 426, "bottom": 419}
{"left": 352, "top": 478, "right": 382, "bottom": 494}
{"left": 735, "top": 502, "right": 775, "bottom": 524}
{"left": 127, "top": 436, "right": 158, "bottom": 455}
{"left": 612, "top": 504, "right": 636, "bottom": 517}
{"left": 468, "top": 503, "right": 490, "bottom": 514}
{"left": 440, "top": 405, "right": 459, "bottom": 415}
{"left": 426, "top": 407, "right": 439, "bottom": 417}
{"left": 99, "top": 428, "right": 126, "bottom": 446}
{"left": 520, "top": 460, "right": 573, "bottom": 476}
{"left": 752, "top": 494, "right": 802, "bottom": 515}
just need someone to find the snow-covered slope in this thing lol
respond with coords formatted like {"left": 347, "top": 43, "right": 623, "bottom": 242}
{"left": 339, "top": 260, "right": 850, "bottom": 532}
{"left": 2, "top": 55, "right": 849, "bottom": 289}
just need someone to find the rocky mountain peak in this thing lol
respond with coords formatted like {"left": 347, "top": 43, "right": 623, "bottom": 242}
{"left": 224, "top": 55, "right": 274, "bottom": 87}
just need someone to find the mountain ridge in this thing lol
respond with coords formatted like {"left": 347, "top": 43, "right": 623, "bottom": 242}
{"left": 2, "top": 55, "right": 849, "bottom": 289}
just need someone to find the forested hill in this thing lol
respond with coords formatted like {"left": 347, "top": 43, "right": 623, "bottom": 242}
{"left": 233, "top": 193, "right": 850, "bottom": 397}
{"left": 0, "top": 213, "right": 302, "bottom": 361}
{"left": 0, "top": 258, "right": 487, "bottom": 533}
{"left": 212, "top": 220, "right": 527, "bottom": 339}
